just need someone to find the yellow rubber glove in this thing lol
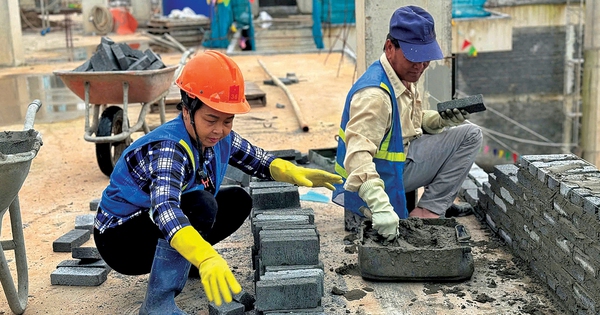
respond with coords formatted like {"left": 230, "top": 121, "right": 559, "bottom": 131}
{"left": 170, "top": 226, "right": 241, "bottom": 306}
{"left": 269, "top": 158, "right": 343, "bottom": 191}
{"left": 358, "top": 179, "right": 399, "bottom": 241}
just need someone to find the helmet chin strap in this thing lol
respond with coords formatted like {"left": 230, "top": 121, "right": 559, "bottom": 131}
{"left": 181, "top": 92, "right": 217, "bottom": 192}
{"left": 186, "top": 100, "right": 204, "bottom": 161}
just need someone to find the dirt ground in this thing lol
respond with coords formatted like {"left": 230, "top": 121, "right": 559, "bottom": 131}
{"left": 0, "top": 26, "right": 568, "bottom": 315}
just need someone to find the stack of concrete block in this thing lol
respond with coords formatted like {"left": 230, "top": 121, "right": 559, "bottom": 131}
{"left": 73, "top": 36, "right": 166, "bottom": 72}
{"left": 458, "top": 163, "right": 489, "bottom": 219}
{"left": 477, "top": 154, "right": 600, "bottom": 314}
{"left": 249, "top": 179, "right": 325, "bottom": 314}
{"left": 50, "top": 213, "right": 111, "bottom": 286}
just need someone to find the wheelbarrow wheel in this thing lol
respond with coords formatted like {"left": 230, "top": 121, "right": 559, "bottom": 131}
{"left": 96, "top": 106, "right": 131, "bottom": 177}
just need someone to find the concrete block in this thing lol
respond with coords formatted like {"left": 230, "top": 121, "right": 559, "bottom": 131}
{"left": 75, "top": 214, "right": 95, "bottom": 232}
{"left": 259, "top": 229, "right": 320, "bottom": 266}
{"left": 460, "top": 178, "right": 478, "bottom": 192}
{"left": 120, "top": 43, "right": 140, "bottom": 58}
{"left": 90, "top": 198, "right": 100, "bottom": 211}
{"left": 308, "top": 148, "right": 336, "bottom": 173}
{"left": 249, "top": 180, "right": 295, "bottom": 192}
{"left": 50, "top": 266, "right": 109, "bottom": 286}
{"left": 255, "top": 277, "right": 321, "bottom": 311}
{"left": 53, "top": 229, "right": 90, "bottom": 252}
{"left": 208, "top": 301, "right": 245, "bottom": 315}
{"left": 463, "top": 188, "right": 479, "bottom": 206}
{"left": 144, "top": 48, "right": 160, "bottom": 63}
{"left": 437, "top": 94, "right": 486, "bottom": 114}
{"left": 100, "top": 36, "right": 115, "bottom": 45}
{"left": 518, "top": 154, "right": 580, "bottom": 170}
{"left": 224, "top": 166, "right": 251, "bottom": 187}
{"left": 110, "top": 43, "right": 130, "bottom": 70}
{"left": 570, "top": 188, "right": 592, "bottom": 207}
{"left": 74, "top": 59, "right": 92, "bottom": 72}
{"left": 89, "top": 46, "right": 119, "bottom": 71}
{"left": 252, "top": 186, "right": 300, "bottom": 210}
{"left": 99, "top": 42, "right": 118, "bottom": 68}
{"left": 267, "top": 149, "right": 301, "bottom": 161}
{"left": 260, "top": 259, "right": 324, "bottom": 278}
{"left": 127, "top": 55, "right": 151, "bottom": 70}
{"left": 261, "top": 269, "right": 324, "bottom": 297}
{"left": 72, "top": 246, "right": 102, "bottom": 260}
{"left": 146, "top": 60, "right": 165, "bottom": 70}
{"left": 265, "top": 262, "right": 324, "bottom": 273}
{"left": 252, "top": 207, "right": 315, "bottom": 223}
{"left": 252, "top": 214, "right": 312, "bottom": 245}
{"left": 57, "top": 259, "right": 109, "bottom": 269}
{"left": 468, "top": 164, "right": 489, "bottom": 186}
{"left": 583, "top": 196, "right": 600, "bottom": 216}
{"left": 233, "top": 290, "right": 255, "bottom": 311}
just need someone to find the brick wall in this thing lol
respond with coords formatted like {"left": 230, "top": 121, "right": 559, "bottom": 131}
{"left": 456, "top": 25, "right": 579, "bottom": 156}
{"left": 457, "top": 26, "right": 568, "bottom": 96}
{"left": 462, "top": 154, "right": 600, "bottom": 314}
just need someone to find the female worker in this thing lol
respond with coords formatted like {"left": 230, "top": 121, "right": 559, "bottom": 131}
{"left": 93, "top": 50, "right": 342, "bottom": 314}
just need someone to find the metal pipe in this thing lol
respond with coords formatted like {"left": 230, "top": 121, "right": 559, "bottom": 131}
{"left": 23, "top": 100, "right": 42, "bottom": 130}
{"left": 257, "top": 59, "right": 309, "bottom": 132}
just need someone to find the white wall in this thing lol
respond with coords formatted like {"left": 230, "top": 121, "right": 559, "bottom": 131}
{"left": 355, "top": 0, "right": 453, "bottom": 108}
{"left": 0, "top": 0, "right": 24, "bottom": 66}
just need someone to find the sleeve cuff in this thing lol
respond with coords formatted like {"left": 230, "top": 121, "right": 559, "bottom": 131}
{"left": 358, "top": 178, "right": 385, "bottom": 199}
{"left": 421, "top": 110, "right": 445, "bottom": 134}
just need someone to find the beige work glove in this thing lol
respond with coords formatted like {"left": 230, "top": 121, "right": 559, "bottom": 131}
{"left": 358, "top": 179, "right": 399, "bottom": 241}
{"left": 440, "top": 108, "right": 470, "bottom": 127}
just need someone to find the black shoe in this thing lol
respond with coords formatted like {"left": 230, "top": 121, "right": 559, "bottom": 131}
{"left": 445, "top": 202, "right": 473, "bottom": 218}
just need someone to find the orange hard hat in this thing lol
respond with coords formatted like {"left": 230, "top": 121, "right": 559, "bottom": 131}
{"left": 176, "top": 50, "right": 250, "bottom": 114}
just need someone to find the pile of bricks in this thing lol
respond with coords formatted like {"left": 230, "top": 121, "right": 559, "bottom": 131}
{"left": 460, "top": 154, "right": 600, "bottom": 314}
{"left": 249, "top": 179, "right": 325, "bottom": 314}
{"left": 73, "top": 37, "right": 166, "bottom": 72}
{"left": 50, "top": 213, "right": 111, "bottom": 286}
{"left": 210, "top": 149, "right": 325, "bottom": 314}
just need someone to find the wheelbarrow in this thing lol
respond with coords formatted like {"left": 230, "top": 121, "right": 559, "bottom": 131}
{"left": 0, "top": 100, "right": 43, "bottom": 314}
{"left": 53, "top": 65, "right": 179, "bottom": 177}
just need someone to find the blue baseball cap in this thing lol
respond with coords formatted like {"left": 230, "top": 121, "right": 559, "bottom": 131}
{"left": 389, "top": 6, "right": 444, "bottom": 62}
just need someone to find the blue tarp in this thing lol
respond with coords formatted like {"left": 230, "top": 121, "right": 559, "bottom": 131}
{"left": 452, "top": 0, "right": 491, "bottom": 18}
{"left": 312, "top": 0, "right": 355, "bottom": 49}
{"left": 203, "top": 0, "right": 255, "bottom": 50}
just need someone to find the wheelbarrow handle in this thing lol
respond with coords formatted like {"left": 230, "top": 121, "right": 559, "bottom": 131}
{"left": 23, "top": 99, "right": 42, "bottom": 131}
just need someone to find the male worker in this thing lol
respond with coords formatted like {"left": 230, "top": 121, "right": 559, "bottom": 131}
{"left": 93, "top": 50, "right": 342, "bottom": 314}
{"left": 332, "top": 5, "right": 482, "bottom": 241}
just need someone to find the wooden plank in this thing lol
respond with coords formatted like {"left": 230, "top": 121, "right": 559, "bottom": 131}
{"left": 147, "top": 18, "right": 210, "bottom": 29}
{"left": 245, "top": 81, "right": 267, "bottom": 107}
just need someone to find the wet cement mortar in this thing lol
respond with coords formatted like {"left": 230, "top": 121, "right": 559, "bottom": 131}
{"left": 324, "top": 211, "right": 568, "bottom": 315}
{"left": 361, "top": 218, "right": 458, "bottom": 249}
